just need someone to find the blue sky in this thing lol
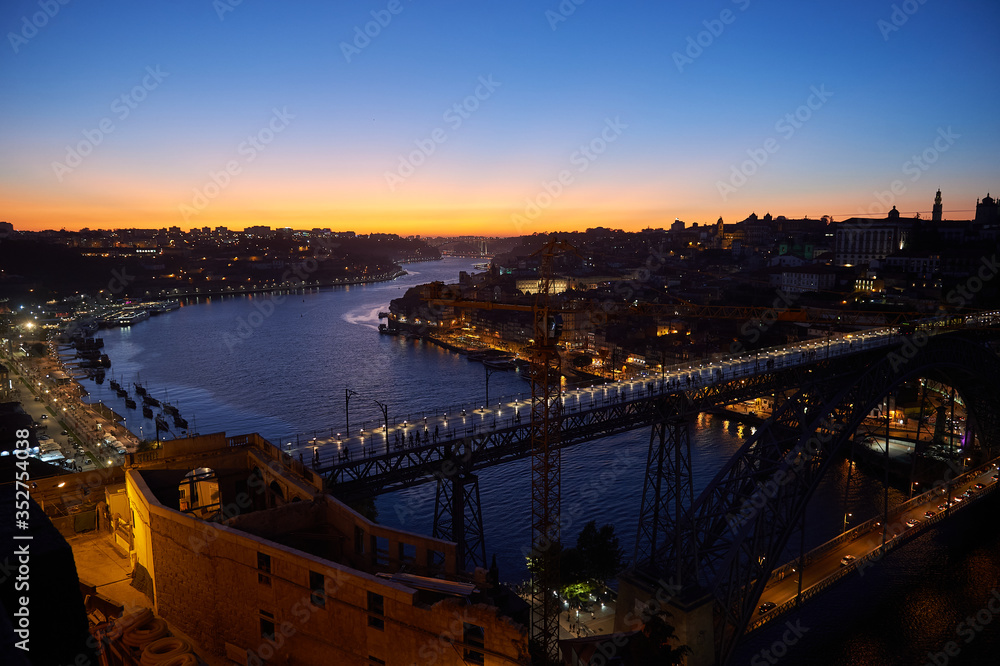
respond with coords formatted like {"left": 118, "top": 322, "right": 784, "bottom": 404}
{"left": 2, "top": 0, "right": 998, "bottom": 233}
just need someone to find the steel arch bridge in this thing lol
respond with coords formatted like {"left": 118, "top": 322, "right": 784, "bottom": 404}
{"left": 631, "top": 332, "right": 1000, "bottom": 664}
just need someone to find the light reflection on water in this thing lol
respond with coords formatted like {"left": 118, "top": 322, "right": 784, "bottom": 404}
{"left": 77, "top": 257, "right": 1000, "bottom": 664}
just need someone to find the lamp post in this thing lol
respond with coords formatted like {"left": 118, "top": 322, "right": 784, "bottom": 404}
{"left": 485, "top": 366, "right": 498, "bottom": 411}
{"left": 373, "top": 399, "right": 389, "bottom": 453}
{"left": 345, "top": 388, "right": 357, "bottom": 441}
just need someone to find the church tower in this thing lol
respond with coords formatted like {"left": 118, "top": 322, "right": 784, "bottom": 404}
{"left": 932, "top": 189, "right": 942, "bottom": 222}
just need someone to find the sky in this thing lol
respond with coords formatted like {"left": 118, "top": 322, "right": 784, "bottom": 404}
{"left": 1, "top": 0, "right": 998, "bottom": 235}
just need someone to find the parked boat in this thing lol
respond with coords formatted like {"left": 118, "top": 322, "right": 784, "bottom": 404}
{"left": 172, "top": 414, "right": 188, "bottom": 429}
{"left": 155, "top": 414, "right": 170, "bottom": 431}
{"left": 116, "top": 387, "right": 128, "bottom": 398}
{"left": 125, "top": 397, "right": 137, "bottom": 409}
{"left": 142, "top": 405, "right": 153, "bottom": 419}
{"left": 109, "top": 379, "right": 121, "bottom": 392}
{"left": 143, "top": 395, "right": 160, "bottom": 407}
{"left": 134, "top": 383, "right": 147, "bottom": 396}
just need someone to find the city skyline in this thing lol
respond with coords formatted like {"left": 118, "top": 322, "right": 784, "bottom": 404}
{"left": 2, "top": 0, "right": 998, "bottom": 234}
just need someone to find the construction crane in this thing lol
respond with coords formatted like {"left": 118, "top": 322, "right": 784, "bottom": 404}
{"left": 419, "top": 259, "right": 974, "bottom": 662}
{"left": 424, "top": 239, "right": 572, "bottom": 662}
{"left": 526, "top": 238, "right": 573, "bottom": 663}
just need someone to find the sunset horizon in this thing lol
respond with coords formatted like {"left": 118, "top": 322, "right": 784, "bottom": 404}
{"left": 3, "top": 1, "right": 996, "bottom": 236}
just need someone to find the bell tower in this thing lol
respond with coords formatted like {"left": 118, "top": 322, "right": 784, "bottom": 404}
{"left": 932, "top": 189, "right": 942, "bottom": 222}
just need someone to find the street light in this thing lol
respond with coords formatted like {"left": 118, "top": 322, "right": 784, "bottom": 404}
{"left": 485, "top": 366, "right": 498, "bottom": 410}
{"left": 345, "top": 388, "right": 358, "bottom": 439}
{"left": 373, "top": 399, "right": 389, "bottom": 453}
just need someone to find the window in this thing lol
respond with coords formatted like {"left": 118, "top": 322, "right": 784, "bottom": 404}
{"left": 259, "top": 610, "right": 275, "bottom": 640}
{"left": 309, "top": 571, "right": 326, "bottom": 608}
{"left": 463, "top": 623, "right": 485, "bottom": 664}
{"left": 354, "top": 526, "right": 365, "bottom": 556}
{"left": 373, "top": 536, "right": 389, "bottom": 566}
{"left": 258, "top": 552, "right": 271, "bottom": 585}
{"left": 367, "top": 591, "right": 384, "bottom": 630}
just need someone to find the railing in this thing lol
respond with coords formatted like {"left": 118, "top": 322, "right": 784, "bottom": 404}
{"left": 232, "top": 433, "right": 324, "bottom": 491}
{"left": 748, "top": 464, "right": 999, "bottom": 634}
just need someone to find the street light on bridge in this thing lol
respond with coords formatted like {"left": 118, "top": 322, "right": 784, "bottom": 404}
{"left": 485, "top": 366, "right": 499, "bottom": 410}
{"left": 345, "top": 388, "right": 358, "bottom": 440}
{"left": 373, "top": 399, "right": 389, "bottom": 453}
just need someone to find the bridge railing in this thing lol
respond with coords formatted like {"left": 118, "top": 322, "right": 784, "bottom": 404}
{"left": 295, "top": 316, "right": 1000, "bottom": 467}
{"left": 767, "top": 463, "right": 992, "bottom": 587}
{"left": 234, "top": 433, "right": 325, "bottom": 492}
{"left": 750, "top": 463, "right": 999, "bottom": 634}
{"left": 306, "top": 332, "right": 902, "bottom": 459}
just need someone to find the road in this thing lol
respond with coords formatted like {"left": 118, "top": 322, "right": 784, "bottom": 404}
{"left": 751, "top": 462, "right": 1000, "bottom": 626}
{"left": 2, "top": 343, "right": 139, "bottom": 470}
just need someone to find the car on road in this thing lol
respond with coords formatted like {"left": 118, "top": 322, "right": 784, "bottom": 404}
{"left": 953, "top": 496, "right": 964, "bottom": 503}
{"left": 33, "top": 396, "right": 41, "bottom": 401}
{"left": 924, "top": 510, "right": 936, "bottom": 519}
{"left": 757, "top": 601, "right": 776, "bottom": 614}
{"left": 906, "top": 518, "right": 920, "bottom": 527}
{"left": 938, "top": 503, "right": 950, "bottom": 512}
{"left": 40, "top": 414, "right": 47, "bottom": 419}
{"left": 61, "top": 430, "right": 68, "bottom": 436}
{"left": 974, "top": 483, "right": 986, "bottom": 490}
{"left": 840, "top": 555, "right": 856, "bottom": 566}
{"left": 992, "top": 474, "right": 999, "bottom": 482}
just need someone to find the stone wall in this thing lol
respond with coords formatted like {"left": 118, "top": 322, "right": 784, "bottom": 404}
{"left": 126, "top": 470, "right": 528, "bottom": 665}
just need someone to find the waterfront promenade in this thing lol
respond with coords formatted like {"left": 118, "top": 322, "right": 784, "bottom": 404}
{"left": 2, "top": 342, "right": 139, "bottom": 469}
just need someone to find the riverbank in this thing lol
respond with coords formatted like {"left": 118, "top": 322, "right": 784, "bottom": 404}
{"left": 147, "top": 269, "right": 407, "bottom": 301}
{"left": 1, "top": 346, "right": 139, "bottom": 471}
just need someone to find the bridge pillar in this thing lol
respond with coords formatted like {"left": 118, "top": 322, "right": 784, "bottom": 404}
{"left": 432, "top": 471, "right": 486, "bottom": 572}
{"left": 616, "top": 572, "right": 716, "bottom": 665}
{"left": 633, "top": 416, "right": 695, "bottom": 582}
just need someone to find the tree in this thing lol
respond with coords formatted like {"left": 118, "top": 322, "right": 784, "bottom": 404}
{"left": 627, "top": 612, "right": 691, "bottom": 665}
{"left": 575, "top": 520, "right": 624, "bottom": 582}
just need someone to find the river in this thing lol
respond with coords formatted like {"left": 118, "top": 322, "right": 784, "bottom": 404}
{"left": 75, "top": 257, "right": 1000, "bottom": 665}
